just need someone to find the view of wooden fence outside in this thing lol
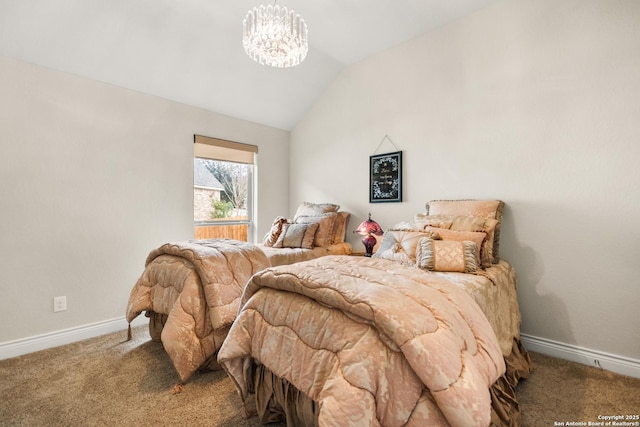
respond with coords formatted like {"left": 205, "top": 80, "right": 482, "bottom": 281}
{"left": 194, "top": 218, "right": 248, "bottom": 241}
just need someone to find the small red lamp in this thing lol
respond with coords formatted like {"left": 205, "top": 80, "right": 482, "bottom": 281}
{"left": 354, "top": 213, "right": 384, "bottom": 257}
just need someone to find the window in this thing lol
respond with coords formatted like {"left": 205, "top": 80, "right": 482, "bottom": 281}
{"left": 193, "top": 135, "right": 257, "bottom": 242}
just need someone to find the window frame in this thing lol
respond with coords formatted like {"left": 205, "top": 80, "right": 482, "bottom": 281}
{"left": 193, "top": 135, "right": 258, "bottom": 242}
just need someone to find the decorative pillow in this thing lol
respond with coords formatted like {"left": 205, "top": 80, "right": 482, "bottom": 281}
{"left": 416, "top": 237, "right": 480, "bottom": 273}
{"left": 475, "top": 218, "right": 498, "bottom": 267}
{"left": 373, "top": 241, "right": 412, "bottom": 264}
{"left": 387, "top": 221, "right": 416, "bottom": 231}
{"left": 415, "top": 213, "right": 489, "bottom": 231}
{"left": 262, "top": 216, "right": 289, "bottom": 247}
{"left": 331, "top": 211, "right": 350, "bottom": 244}
{"left": 273, "top": 223, "right": 319, "bottom": 249}
{"left": 424, "top": 219, "right": 498, "bottom": 267}
{"left": 413, "top": 214, "right": 454, "bottom": 230}
{"left": 293, "top": 202, "right": 340, "bottom": 220}
{"left": 424, "top": 226, "right": 486, "bottom": 266}
{"left": 449, "top": 215, "right": 490, "bottom": 231}
{"left": 373, "top": 229, "right": 441, "bottom": 264}
{"left": 425, "top": 200, "right": 505, "bottom": 263}
{"left": 294, "top": 212, "right": 337, "bottom": 247}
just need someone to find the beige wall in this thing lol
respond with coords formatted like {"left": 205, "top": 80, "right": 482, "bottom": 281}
{"left": 2, "top": 0, "right": 639, "bottom": 369}
{"left": 0, "top": 57, "right": 289, "bottom": 343}
{"left": 290, "top": 0, "right": 640, "bottom": 361}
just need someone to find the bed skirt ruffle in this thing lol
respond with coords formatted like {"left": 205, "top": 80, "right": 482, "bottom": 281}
{"left": 146, "top": 311, "right": 168, "bottom": 342}
{"left": 246, "top": 337, "right": 532, "bottom": 427}
{"left": 489, "top": 338, "right": 533, "bottom": 427}
{"left": 145, "top": 310, "right": 221, "bottom": 372}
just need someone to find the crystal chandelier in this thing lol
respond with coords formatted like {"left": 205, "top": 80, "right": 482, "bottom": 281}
{"left": 242, "top": 3, "right": 308, "bottom": 68}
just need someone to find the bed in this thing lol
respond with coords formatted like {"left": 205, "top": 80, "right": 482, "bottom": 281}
{"left": 258, "top": 243, "right": 351, "bottom": 266}
{"left": 125, "top": 202, "right": 352, "bottom": 383}
{"left": 217, "top": 200, "right": 532, "bottom": 426}
{"left": 258, "top": 202, "right": 352, "bottom": 266}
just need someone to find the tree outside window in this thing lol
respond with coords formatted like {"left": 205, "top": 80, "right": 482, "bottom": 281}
{"left": 204, "top": 160, "right": 249, "bottom": 220}
{"left": 194, "top": 157, "right": 252, "bottom": 241}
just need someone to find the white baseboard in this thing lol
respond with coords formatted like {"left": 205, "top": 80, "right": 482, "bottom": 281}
{"left": 3, "top": 324, "right": 639, "bottom": 380}
{"left": 0, "top": 316, "right": 148, "bottom": 361}
{"left": 521, "top": 333, "right": 640, "bottom": 379}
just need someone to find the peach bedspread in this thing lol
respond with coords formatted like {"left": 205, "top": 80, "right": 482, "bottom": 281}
{"left": 218, "top": 256, "right": 506, "bottom": 426}
{"left": 126, "top": 239, "right": 269, "bottom": 382}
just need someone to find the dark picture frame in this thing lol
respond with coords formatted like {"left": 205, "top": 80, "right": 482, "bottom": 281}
{"left": 369, "top": 151, "right": 402, "bottom": 203}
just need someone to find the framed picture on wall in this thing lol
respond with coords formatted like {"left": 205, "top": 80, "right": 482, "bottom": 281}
{"left": 369, "top": 151, "right": 402, "bottom": 203}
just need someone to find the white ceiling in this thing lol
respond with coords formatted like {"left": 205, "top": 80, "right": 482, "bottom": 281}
{"left": 0, "top": 0, "right": 496, "bottom": 130}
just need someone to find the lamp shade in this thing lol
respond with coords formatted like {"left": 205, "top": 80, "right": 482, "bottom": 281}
{"left": 354, "top": 214, "right": 383, "bottom": 257}
{"left": 355, "top": 214, "right": 384, "bottom": 236}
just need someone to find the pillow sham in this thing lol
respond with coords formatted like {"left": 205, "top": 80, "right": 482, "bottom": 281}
{"left": 373, "top": 241, "right": 412, "bottom": 264}
{"left": 273, "top": 223, "right": 319, "bottom": 249}
{"left": 474, "top": 218, "right": 498, "bottom": 266}
{"left": 425, "top": 199, "right": 504, "bottom": 263}
{"left": 294, "top": 212, "right": 337, "bottom": 247}
{"left": 373, "top": 229, "right": 441, "bottom": 264}
{"left": 423, "top": 226, "right": 486, "bottom": 266}
{"left": 425, "top": 199, "right": 504, "bottom": 221}
{"left": 431, "top": 218, "right": 498, "bottom": 267}
{"left": 262, "top": 216, "right": 289, "bottom": 247}
{"left": 293, "top": 202, "right": 340, "bottom": 220}
{"left": 413, "top": 214, "right": 454, "bottom": 230}
{"left": 416, "top": 237, "right": 480, "bottom": 273}
{"left": 331, "top": 211, "right": 350, "bottom": 244}
{"left": 387, "top": 221, "right": 431, "bottom": 232}
{"left": 415, "top": 213, "right": 487, "bottom": 232}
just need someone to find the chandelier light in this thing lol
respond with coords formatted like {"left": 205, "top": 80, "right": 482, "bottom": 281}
{"left": 242, "top": 3, "right": 308, "bottom": 68}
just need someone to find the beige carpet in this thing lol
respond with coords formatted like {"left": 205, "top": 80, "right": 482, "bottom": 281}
{"left": 1, "top": 326, "right": 638, "bottom": 426}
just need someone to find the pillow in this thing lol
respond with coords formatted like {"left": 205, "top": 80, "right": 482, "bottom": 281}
{"left": 425, "top": 200, "right": 505, "bottom": 263}
{"left": 415, "top": 214, "right": 487, "bottom": 232}
{"left": 373, "top": 241, "right": 412, "bottom": 264}
{"left": 416, "top": 237, "right": 480, "bottom": 273}
{"left": 331, "top": 211, "right": 350, "bottom": 244}
{"left": 413, "top": 214, "right": 454, "bottom": 230}
{"left": 373, "top": 229, "right": 441, "bottom": 264}
{"left": 293, "top": 202, "right": 340, "bottom": 220}
{"left": 262, "top": 216, "right": 289, "bottom": 247}
{"left": 386, "top": 221, "right": 417, "bottom": 231}
{"left": 273, "top": 223, "right": 319, "bottom": 249}
{"left": 423, "top": 226, "right": 487, "bottom": 266}
{"left": 429, "top": 219, "right": 498, "bottom": 267}
{"left": 294, "top": 212, "right": 337, "bottom": 247}
{"left": 426, "top": 199, "right": 504, "bottom": 220}
{"left": 474, "top": 218, "right": 498, "bottom": 267}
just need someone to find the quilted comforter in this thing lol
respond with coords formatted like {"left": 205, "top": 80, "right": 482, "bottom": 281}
{"left": 218, "top": 255, "right": 506, "bottom": 426}
{"left": 126, "top": 239, "right": 269, "bottom": 382}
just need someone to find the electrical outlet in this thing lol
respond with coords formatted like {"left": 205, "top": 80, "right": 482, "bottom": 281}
{"left": 53, "top": 296, "right": 67, "bottom": 312}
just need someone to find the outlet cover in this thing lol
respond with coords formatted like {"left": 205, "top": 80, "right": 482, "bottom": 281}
{"left": 54, "top": 296, "right": 67, "bottom": 312}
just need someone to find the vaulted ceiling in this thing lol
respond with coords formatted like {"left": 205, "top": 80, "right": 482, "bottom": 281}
{"left": 0, "top": 0, "right": 496, "bottom": 130}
